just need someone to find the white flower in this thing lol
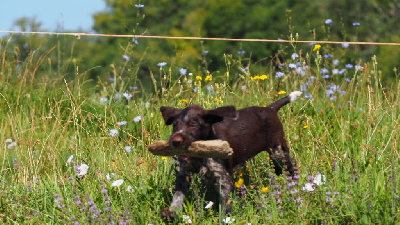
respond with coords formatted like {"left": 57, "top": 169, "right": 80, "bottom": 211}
{"left": 182, "top": 215, "right": 192, "bottom": 224}
{"left": 145, "top": 102, "right": 151, "bottom": 108}
{"left": 205, "top": 201, "right": 214, "bottom": 209}
{"left": 112, "top": 179, "right": 124, "bottom": 187}
{"left": 66, "top": 155, "right": 74, "bottom": 166}
{"left": 7, "top": 142, "right": 18, "bottom": 150}
{"left": 123, "top": 92, "right": 132, "bottom": 100}
{"left": 314, "top": 173, "right": 326, "bottom": 186}
{"left": 5, "top": 138, "right": 13, "bottom": 143}
{"left": 126, "top": 185, "right": 133, "bottom": 192}
{"left": 133, "top": 116, "right": 142, "bottom": 122}
{"left": 109, "top": 129, "right": 118, "bottom": 137}
{"left": 100, "top": 97, "right": 108, "bottom": 103}
{"left": 77, "top": 164, "right": 89, "bottom": 177}
{"left": 223, "top": 217, "right": 235, "bottom": 224}
{"left": 302, "top": 183, "right": 315, "bottom": 192}
{"left": 124, "top": 146, "right": 132, "bottom": 153}
{"left": 106, "top": 173, "right": 115, "bottom": 181}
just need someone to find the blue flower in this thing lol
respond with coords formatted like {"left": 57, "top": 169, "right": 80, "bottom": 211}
{"left": 322, "top": 75, "right": 330, "bottom": 79}
{"left": 291, "top": 53, "right": 299, "bottom": 60}
{"left": 345, "top": 64, "right": 353, "bottom": 69}
{"left": 157, "top": 62, "right": 167, "bottom": 67}
{"left": 203, "top": 50, "right": 209, "bottom": 54}
{"left": 132, "top": 38, "right": 139, "bottom": 45}
{"left": 100, "top": 97, "right": 108, "bottom": 104}
{"left": 123, "top": 92, "right": 132, "bottom": 100}
{"left": 238, "top": 50, "right": 245, "bottom": 54}
{"left": 275, "top": 72, "right": 285, "bottom": 78}
{"left": 320, "top": 68, "right": 329, "bottom": 74}
{"left": 345, "top": 78, "right": 351, "bottom": 82}
{"left": 332, "top": 69, "right": 339, "bottom": 75}
{"left": 325, "top": 19, "right": 333, "bottom": 24}
{"left": 330, "top": 96, "right": 337, "bottom": 101}
{"left": 324, "top": 54, "right": 333, "bottom": 58}
{"left": 124, "top": 146, "right": 132, "bottom": 153}
{"left": 301, "top": 84, "right": 308, "bottom": 91}
{"left": 123, "top": 55, "right": 130, "bottom": 61}
{"left": 241, "top": 67, "right": 249, "bottom": 71}
{"left": 296, "top": 67, "right": 306, "bottom": 76}
{"left": 109, "top": 129, "right": 118, "bottom": 137}
{"left": 333, "top": 59, "right": 339, "bottom": 66}
{"left": 355, "top": 65, "right": 362, "bottom": 70}
{"left": 179, "top": 68, "right": 187, "bottom": 75}
{"left": 133, "top": 116, "right": 142, "bottom": 122}
{"left": 353, "top": 22, "right": 360, "bottom": 26}
{"left": 288, "top": 63, "right": 297, "bottom": 69}
{"left": 342, "top": 42, "right": 349, "bottom": 48}
{"left": 135, "top": 4, "right": 144, "bottom": 8}
{"left": 117, "top": 121, "right": 127, "bottom": 126}
{"left": 339, "top": 69, "right": 347, "bottom": 74}
{"left": 115, "top": 93, "right": 120, "bottom": 100}
{"left": 305, "top": 93, "right": 314, "bottom": 101}
{"left": 109, "top": 78, "right": 115, "bottom": 82}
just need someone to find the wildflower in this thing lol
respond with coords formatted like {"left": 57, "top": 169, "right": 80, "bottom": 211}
{"left": 261, "top": 186, "right": 269, "bottom": 193}
{"left": 179, "top": 99, "right": 188, "bottom": 103}
{"left": 205, "top": 75, "right": 212, "bottom": 82}
{"left": 126, "top": 185, "right": 133, "bottom": 192}
{"left": 324, "top": 54, "right": 333, "bottom": 58}
{"left": 241, "top": 85, "right": 246, "bottom": 90}
{"left": 278, "top": 91, "right": 287, "bottom": 95}
{"left": 291, "top": 53, "right": 299, "bottom": 60}
{"left": 353, "top": 22, "right": 360, "bottom": 26}
{"left": 161, "top": 156, "right": 167, "bottom": 160}
{"left": 303, "top": 125, "right": 309, "bottom": 129}
{"left": 333, "top": 59, "right": 339, "bottom": 66}
{"left": 355, "top": 65, "right": 362, "bottom": 70}
{"left": 342, "top": 42, "right": 349, "bottom": 48}
{"left": 238, "top": 50, "right": 245, "bottom": 54}
{"left": 182, "top": 215, "right": 192, "bottom": 224}
{"left": 179, "top": 68, "right": 187, "bottom": 75}
{"left": 259, "top": 74, "right": 268, "bottom": 80}
{"left": 322, "top": 75, "right": 330, "bottom": 79}
{"left": 314, "top": 173, "right": 326, "bottom": 186}
{"left": 196, "top": 76, "right": 202, "bottom": 81}
{"left": 117, "top": 121, "right": 127, "bottom": 126}
{"left": 288, "top": 63, "right": 297, "bottom": 69}
{"left": 301, "top": 84, "right": 308, "bottom": 91}
{"left": 145, "top": 102, "right": 151, "bottom": 108}
{"left": 326, "top": 197, "right": 333, "bottom": 202}
{"left": 111, "top": 179, "right": 124, "bottom": 187}
{"left": 115, "top": 93, "right": 120, "bottom": 100}
{"left": 5, "top": 138, "right": 12, "bottom": 143}
{"left": 132, "top": 38, "right": 139, "bottom": 45}
{"left": 346, "top": 78, "right": 351, "bottom": 82}
{"left": 320, "top": 68, "right": 329, "bottom": 74}
{"left": 66, "top": 155, "right": 74, "bottom": 166}
{"left": 339, "top": 69, "right": 347, "bottom": 74}
{"left": 157, "top": 62, "right": 167, "bottom": 67}
{"left": 123, "top": 92, "right": 132, "bottom": 100}
{"left": 135, "top": 4, "right": 144, "bottom": 8}
{"left": 123, "top": 55, "right": 130, "bottom": 61}
{"left": 77, "top": 164, "right": 89, "bottom": 177}
{"left": 313, "top": 44, "right": 321, "bottom": 51}
{"left": 296, "top": 67, "right": 306, "bottom": 76}
{"left": 100, "top": 97, "right": 108, "bottom": 104}
{"left": 325, "top": 19, "right": 332, "bottom": 24}
{"left": 241, "top": 66, "right": 249, "bottom": 71}
{"left": 203, "top": 50, "right": 209, "bottom": 54}
{"left": 251, "top": 75, "right": 260, "bottom": 80}
{"left": 7, "top": 141, "right": 18, "bottom": 150}
{"left": 223, "top": 217, "right": 235, "bottom": 224}
{"left": 235, "top": 178, "right": 244, "bottom": 188}
{"left": 109, "top": 129, "right": 118, "bottom": 137}
{"left": 124, "top": 146, "right": 132, "bottom": 153}
{"left": 133, "top": 116, "right": 142, "bottom": 122}
{"left": 345, "top": 64, "right": 353, "bottom": 69}
{"left": 275, "top": 71, "right": 285, "bottom": 78}
{"left": 332, "top": 69, "right": 339, "bottom": 75}
{"left": 205, "top": 201, "right": 214, "bottom": 209}
{"left": 302, "top": 183, "right": 315, "bottom": 192}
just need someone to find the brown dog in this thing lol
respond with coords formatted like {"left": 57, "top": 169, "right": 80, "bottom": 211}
{"left": 160, "top": 91, "right": 302, "bottom": 217}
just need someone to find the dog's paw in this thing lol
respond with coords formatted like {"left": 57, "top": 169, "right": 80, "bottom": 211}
{"left": 160, "top": 208, "right": 176, "bottom": 221}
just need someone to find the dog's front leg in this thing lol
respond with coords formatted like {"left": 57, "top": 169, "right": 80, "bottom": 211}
{"left": 170, "top": 171, "right": 191, "bottom": 211}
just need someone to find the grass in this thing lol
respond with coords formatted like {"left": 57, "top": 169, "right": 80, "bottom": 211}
{"left": 0, "top": 36, "right": 399, "bottom": 224}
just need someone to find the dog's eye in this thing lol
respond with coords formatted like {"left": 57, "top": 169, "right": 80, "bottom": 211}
{"left": 187, "top": 121, "right": 198, "bottom": 128}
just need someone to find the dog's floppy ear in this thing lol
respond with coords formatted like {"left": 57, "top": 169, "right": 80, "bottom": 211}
{"left": 160, "top": 107, "right": 182, "bottom": 125}
{"left": 203, "top": 106, "right": 237, "bottom": 124}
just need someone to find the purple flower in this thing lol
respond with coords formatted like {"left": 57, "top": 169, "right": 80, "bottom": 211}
{"left": 342, "top": 42, "right": 349, "bottom": 48}
{"left": 333, "top": 59, "right": 339, "bottom": 66}
{"left": 324, "top": 54, "right": 333, "bottom": 58}
{"left": 288, "top": 63, "right": 297, "bottom": 69}
{"left": 291, "top": 53, "right": 299, "bottom": 60}
{"left": 203, "top": 50, "right": 209, "bottom": 54}
{"left": 355, "top": 65, "right": 362, "bottom": 70}
{"left": 132, "top": 38, "right": 139, "bottom": 45}
{"left": 346, "top": 78, "right": 351, "bottom": 82}
{"left": 345, "top": 64, "right": 353, "bottom": 69}
{"left": 325, "top": 19, "right": 333, "bottom": 24}
{"left": 123, "top": 55, "right": 130, "bottom": 61}
{"left": 238, "top": 50, "right": 245, "bottom": 54}
{"left": 305, "top": 93, "right": 313, "bottom": 100}
{"left": 123, "top": 92, "right": 132, "bottom": 100}
{"left": 296, "top": 67, "right": 306, "bottom": 76}
{"left": 332, "top": 69, "right": 339, "bottom": 75}
{"left": 339, "top": 69, "right": 347, "bottom": 74}
{"left": 179, "top": 68, "right": 187, "bottom": 75}
{"left": 353, "top": 22, "right": 360, "bottom": 26}
{"left": 275, "top": 72, "right": 285, "bottom": 78}
{"left": 109, "top": 129, "right": 118, "bottom": 137}
{"left": 157, "top": 62, "right": 167, "bottom": 67}
{"left": 106, "top": 206, "right": 112, "bottom": 212}
{"left": 135, "top": 4, "right": 144, "bottom": 8}
{"left": 100, "top": 97, "right": 108, "bottom": 104}
{"left": 320, "top": 68, "right": 329, "bottom": 74}
{"left": 326, "top": 197, "right": 333, "bottom": 202}
{"left": 322, "top": 75, "right": 330, "bottom": 79}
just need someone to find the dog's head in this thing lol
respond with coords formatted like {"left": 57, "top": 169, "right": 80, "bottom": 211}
{"left": 160, "top": 105, "right": 237, "bottom": 149}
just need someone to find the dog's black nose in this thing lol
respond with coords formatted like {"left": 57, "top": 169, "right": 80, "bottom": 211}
{"left": 171, "top": 135, "right": 183, "bottom": 147}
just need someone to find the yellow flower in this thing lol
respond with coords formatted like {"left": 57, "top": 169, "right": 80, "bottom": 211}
{"left": 259, "top": 75, "right": 268, "bottom": 80}
{"left": 235, "top": 178, "right": 244, "bottom": 188}
{"left": 205, "top": 75, "right": 212, "bottom": 82}
{"left": 261, "top": 186, "right": 269, "bottom": 193}
{"left": 161, "top": 156, "right": 167, "bottom": 160}
{"left": 303, "top": 125, "right": 309, "bottom": 129}
{"left": 195, "top": 76, "right": 202, "bottom": 81}
{"left": 278, "top": 91, "right": 287, "bottom": 95}
{"left": 179, "top": 99, "right": 188, "bottom": 103}
{"left": 313, "top": 44, "right": 321, "bottom": 51}
{"left": 252, "top": 75, "right": 260, "bottom": 80}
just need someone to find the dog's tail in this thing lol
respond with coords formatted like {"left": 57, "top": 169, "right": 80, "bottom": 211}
{"left": 267, "top": 91, "right": 302, "bottom": 111}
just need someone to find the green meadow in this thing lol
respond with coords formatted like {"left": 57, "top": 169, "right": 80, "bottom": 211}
{"left": 1, "top": 34, "right": 399, "bottom": 224}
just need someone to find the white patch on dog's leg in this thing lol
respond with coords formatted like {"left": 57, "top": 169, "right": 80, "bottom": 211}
{"left": 289, "top": 91, "right": 302, "bottom": 102}
{"left": 170, "top": 191, "right": 185, "bottom": 210}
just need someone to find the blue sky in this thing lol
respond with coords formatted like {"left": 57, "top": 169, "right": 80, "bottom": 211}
{"left": 1, "top": 0, "right": 107, "bottom": 32}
